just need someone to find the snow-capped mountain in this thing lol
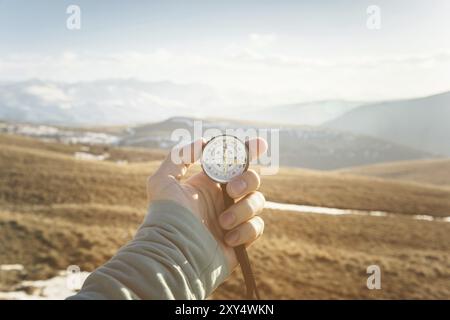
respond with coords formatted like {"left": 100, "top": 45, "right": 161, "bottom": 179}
{"left": 0, "top": 79, "right": 225, "bottom": 126}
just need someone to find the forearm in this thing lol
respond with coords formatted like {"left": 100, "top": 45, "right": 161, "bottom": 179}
{"left": 68, "top": 200, "right": 229, "bottom": 300}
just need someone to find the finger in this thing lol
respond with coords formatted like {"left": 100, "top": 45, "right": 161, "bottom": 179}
{"left": 226, "top": 169, "right": 261, "bottom": 199}
{"left": 224, "top": 216, "right": 264, "bottom": 247}
{"left": 155, "top": 139, "right": 205, "bottom": 180}
{"left": 219, "top": 191, "right": 265, "bottom": 230}
{"left": 246, "top": 137, "right": 268, "bottom": 162}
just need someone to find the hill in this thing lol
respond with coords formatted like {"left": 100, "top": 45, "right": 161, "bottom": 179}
{"left": 214, "top": 209, "right": 450, "bottom": 299}
{"left": 262, "top": 167, "right": 450, "bottom": 217}
{"left": 0, "top": 134, "right": 449, "bottom": 299}
{"left": 337, "top": 159, "right": 450, "bottom": 188}
{"left": 1, "top": 134, "right": 449, "bottom": 216}
{"left": 121, "top": 117, "right": 432, "bottom": 170}
{"left": 325, "top": 91, "right": 450, "bottom": 156}
{"left": 0, "top": 133, "right": 165, "bottom": 164}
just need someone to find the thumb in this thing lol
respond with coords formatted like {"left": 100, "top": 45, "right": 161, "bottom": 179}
{"left": 154, "top": 138, "right": 205, "bottom": 180}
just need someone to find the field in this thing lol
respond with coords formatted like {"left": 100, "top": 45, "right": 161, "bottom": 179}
{"left": 336, "top": 158, "right": 450, "bottom": 188}
{"left": 0, "top": 133, "right": 449, "bottom": 299}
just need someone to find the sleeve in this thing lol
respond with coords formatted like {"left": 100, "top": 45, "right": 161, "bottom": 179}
{"left": 67, "top": 200, "right": 230, "bottom": 300}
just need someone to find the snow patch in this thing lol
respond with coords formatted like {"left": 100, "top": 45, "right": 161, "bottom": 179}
{"left": 0, "top": 270, "right": 90, "bottom": 300}
{"left": 74, "top": 152, "right": 109, "bottom": 161}
{"left": 265, "top": 201, "right": 448, "bottom": 222}
{"left": 0, "top": 264, "right": 24, "bottom": 271}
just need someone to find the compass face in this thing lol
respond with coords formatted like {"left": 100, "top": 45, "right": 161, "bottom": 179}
{"left": 201, "top": 135, "right": 249, "bottom": 184}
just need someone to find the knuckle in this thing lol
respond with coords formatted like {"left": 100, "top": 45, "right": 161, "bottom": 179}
{"left": 247, "top": 191, "right": 265, "bottom": 213}
{"left": 253, "top": 216, "right": 265, "bottom": 237}
{"left": 239, "top": 196, "right": 257, "bottom": 219}
{"left": 246, "top": 169, "right": 261, "bottom": 189}
{"left": 249, "top": 219, "right": 261, "bottom": 238}
{"left": 255, "top": 191, "right": 265, "bottom": 204}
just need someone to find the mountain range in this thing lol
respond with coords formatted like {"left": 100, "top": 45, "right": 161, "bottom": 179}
{"left": 0, "top": 80, "right": 366, "bottom": 126}
{"left": 0, "top": 79, "right": 449, "bottom": 162}
{"left": 325, "top": 91, "right": 450, "bottom": 156}
{"left": 119, "top": 117, "right": 431, "bottom": 170}
{"left": 0, "top": 79, "right": 222, "bottom": 125}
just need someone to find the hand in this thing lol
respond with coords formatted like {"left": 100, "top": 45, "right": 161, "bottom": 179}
{"left": 146, "top": 137, "right": 267, "bottom": 271}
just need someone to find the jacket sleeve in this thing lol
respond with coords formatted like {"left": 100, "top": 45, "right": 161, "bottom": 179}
{"left": 67, "top": 200, "right": 230, "bottom": 300}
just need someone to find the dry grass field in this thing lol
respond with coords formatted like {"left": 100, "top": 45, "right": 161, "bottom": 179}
{"left": 336, "top": 158, "right": 450, "bottom": 188}
{"left": 261, "top": 167, "right": 450, "bottom": 217}
{"left": 0, "top": 133, "right": 449, "bottom": 299}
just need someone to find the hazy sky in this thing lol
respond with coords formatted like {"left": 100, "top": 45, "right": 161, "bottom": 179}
{"left": 1, "top": 0, "right": 450, "bottom": 104}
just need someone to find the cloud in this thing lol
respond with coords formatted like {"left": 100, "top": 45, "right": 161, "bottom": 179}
{"left": 0, "top": 48, "right": 449, "bottom": 103}
{"left": 248, "top": 33, "right": 277, "bottom": 48}
{"left": 226, "top": 47, "right": 450, "bottom": 69}
{"left": 136, "top": 92, "right": 187, "bottom": 109}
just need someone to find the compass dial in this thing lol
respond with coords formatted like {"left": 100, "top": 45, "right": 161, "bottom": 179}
{"left": 201, "top": 135, "right": 249, "bottom": 184}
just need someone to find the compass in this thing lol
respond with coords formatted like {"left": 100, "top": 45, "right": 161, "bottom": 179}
{"left": 201, "top": 135, "right": 249, "bottom": 184}
{"left": 201, "top": 135, "right": 259, "bottom": 300}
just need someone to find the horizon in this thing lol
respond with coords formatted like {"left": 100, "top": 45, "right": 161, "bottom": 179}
{"left": 1, "top": 77, "right": 449, "bottom": 105}
{"left": 1, "top": 0, "right": 450, "bottom": 105}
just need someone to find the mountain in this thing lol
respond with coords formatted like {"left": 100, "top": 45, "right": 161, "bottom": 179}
{"left": 325, "top": 91, "right": 450, "bottom": 156}
{"left": 0, "top": 79, "right": 224, "bottom": 126}
{"left": 120, "top": 117, "right": 432, "bottom": 170}
{"left": 0, "top": 80, "right": 365, "bottom": 127}
{"left": 240, "top": 100, "right": 364, "bottom": 126}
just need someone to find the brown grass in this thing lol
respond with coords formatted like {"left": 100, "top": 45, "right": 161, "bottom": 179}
{"left": 1, "top": 134, "right": 450, "bottom": 299}
{"left": 2, "top": 134, "right": 450, "bottom": 216}
{"left": 0, "top": 134, "right": 166, "bottom": 164}
{"left": 261, "top": 167, "right": 450, "bottom": 217}
{"left": 1, "top": 205, "right": 449, "bottom": 299}
{"left": 336, "top": 158, "right": 450, "bottom": 188}
{"left": 215, "top": 210, "right": 450, "bottom": 299}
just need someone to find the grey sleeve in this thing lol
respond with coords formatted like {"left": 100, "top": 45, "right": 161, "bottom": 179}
{"left": 67, "top": 200, "right": 230, "bottom": 300}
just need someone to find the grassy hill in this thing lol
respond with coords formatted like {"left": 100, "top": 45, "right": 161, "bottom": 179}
{"left": 0, "top": 134, "right": 449, "bottom": 299}
{"left": 0, "top": 134, "right": 166, "bottom": 164}
{"left": 215, "top": 209, "right": 450, "bottom": 299}
{"left": 336, "top": 158, "right": 450, "bottom": 188}
{"left": 262, "top": 167, "right": 450, "bottom": 217}
{"left": 2, "top": 134, "right": 450, "bottom": 216}
{"left": 121, "top": 117, "right": 432, "bottom": 170}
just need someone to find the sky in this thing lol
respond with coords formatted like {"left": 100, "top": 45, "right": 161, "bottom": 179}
{"left": 1, "top": 0, "right": 450, "bottom": 105}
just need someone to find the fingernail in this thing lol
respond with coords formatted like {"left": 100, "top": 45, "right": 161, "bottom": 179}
{"left": 225, "top": 230, "right": 240, "bottom": 246}
{"left": 220, "top": 211, "right": 235, "bottom": 228}
{"left": 230, "top": 178, "right": 247, "bottom": 195}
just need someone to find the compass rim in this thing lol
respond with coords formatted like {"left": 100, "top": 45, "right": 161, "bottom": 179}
{"left": 201, "top": 134, "right": 250, "bottom": 184}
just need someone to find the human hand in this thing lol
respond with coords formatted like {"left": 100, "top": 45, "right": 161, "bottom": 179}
{"left": 146, "top": 137, "right": 267, "bottom": 271}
